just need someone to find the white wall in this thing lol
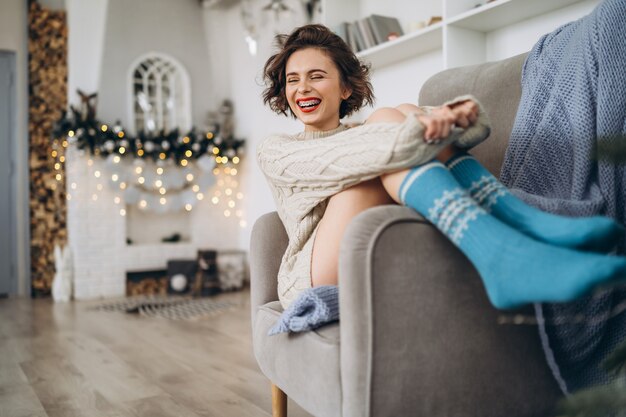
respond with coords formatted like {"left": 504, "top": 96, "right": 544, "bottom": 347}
{"left": 66, "top": 0, "right": 109, "bottom": 108}
{"left": 98, "top": 0, "right": 218, "bottom": 128}
{"left": 0, "top": 0, "right": 29, "bottom": 296}
{"left": 365, "top": 50, "right": 443, "bottom": 110}
{"left": 486, "top": 0, "right": 601, "bottom": 61}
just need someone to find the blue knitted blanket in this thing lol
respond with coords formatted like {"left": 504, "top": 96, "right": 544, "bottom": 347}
{"left": 268, "top": 285, "right": 339, "bottom": 335}
{"left": 500, "top": 0, "right": 626, "bottom": 394}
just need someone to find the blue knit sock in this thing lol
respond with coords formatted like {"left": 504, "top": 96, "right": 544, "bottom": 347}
{"left": 399, "top": 161, "right": 626, "bottom": 309}
{"left": 445, "top": 153, "right": 623, "bottom": 253}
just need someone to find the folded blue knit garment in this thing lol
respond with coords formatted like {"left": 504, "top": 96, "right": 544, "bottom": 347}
{"left": 500, "top": 0, "right": 626, "bottom": 394}
{"left": 268, "top": 285, "right": 339, "bottom": 335}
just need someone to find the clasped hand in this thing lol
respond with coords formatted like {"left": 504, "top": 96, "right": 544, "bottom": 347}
{"left": 418, "top": 99, "right": 479, "bottom": 143}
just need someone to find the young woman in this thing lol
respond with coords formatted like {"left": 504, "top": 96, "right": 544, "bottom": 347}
{"left": 258, "top": 24, "right": 626, "bottom": 312}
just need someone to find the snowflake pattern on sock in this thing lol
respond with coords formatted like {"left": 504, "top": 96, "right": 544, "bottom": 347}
{"left": 468, "top": 176, "right": 508, "bottom": 211}
{"left": 428, "top": 188, "right": 485, "bottom": 245}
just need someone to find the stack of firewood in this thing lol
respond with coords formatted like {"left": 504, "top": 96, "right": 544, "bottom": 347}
{"left": 28, "top": 1, "right": 68, "bottom": 296}
{"left": 127, "top": 278, "right": 169, "bottom": 297}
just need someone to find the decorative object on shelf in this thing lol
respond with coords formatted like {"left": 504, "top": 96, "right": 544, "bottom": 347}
{"left": 167, "top": 259, "right": 197, "bottom": 295}
{"left": 162, "top": 233, "right": 182, "bottom": 243}
{"left": 51, "top": 93, "right": 247, "bottom": 220}
{"left": 216, "top": 250, "right": 248, "bottom": 291}
{"left": 407, "top": 20, "right": 427, "bottom": 33}
{"left": 51, "top": 244, "right": 73, "bottom": 303}
{"left": 427, "top": 16, "right": 442, "bottom": 26}
{"left": 193, "top": 250, "right": 221, "bottom": 296}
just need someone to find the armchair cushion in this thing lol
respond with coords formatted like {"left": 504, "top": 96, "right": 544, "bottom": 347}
{"left": 253, "top": 300, "right": 342, "bottom": 417}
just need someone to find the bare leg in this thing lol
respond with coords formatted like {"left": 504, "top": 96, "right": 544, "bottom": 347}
{"left": 310, "top": 105, "right": 458, "bottom": 287}
{"left": 310, "top": 177, "right": 396, "bottom": 286}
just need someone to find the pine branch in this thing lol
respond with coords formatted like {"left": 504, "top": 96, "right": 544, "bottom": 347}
{"left": 555, "top": 380, "right": 626, "bottom": 417}
{"left": 603, "top": 341, "right": 626, "bottom": 377}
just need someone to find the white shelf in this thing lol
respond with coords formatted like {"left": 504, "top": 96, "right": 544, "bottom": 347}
{"left": 356, "top": 23, "right": 443, "bottom": 69}
{"left": 447, "top": 0, "right": 587, "bottom": 32}
{"left": 323, "top": 0, "right": 594, "bottom": 70}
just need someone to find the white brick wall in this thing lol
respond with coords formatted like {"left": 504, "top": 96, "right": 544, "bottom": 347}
{"left": 66, "top": 148, "right": 242, "bottom": 300}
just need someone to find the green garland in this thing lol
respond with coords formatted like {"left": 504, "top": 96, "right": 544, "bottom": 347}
{"left": 51, "top": 105, "right": 245, "bottom": 164}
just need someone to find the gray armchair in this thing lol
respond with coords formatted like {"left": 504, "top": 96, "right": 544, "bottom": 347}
{"left": 250, "top": 53, "right": 563, "bottom": 417}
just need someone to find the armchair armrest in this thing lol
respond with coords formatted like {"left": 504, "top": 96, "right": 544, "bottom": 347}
{"left": 338, "top": 205, "right": 562, "bottom": 417}
{"left": 249, "top": 212, "right": 288, "bottom": 327}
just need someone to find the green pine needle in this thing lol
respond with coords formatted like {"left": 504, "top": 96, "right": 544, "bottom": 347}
{"left": 603, "top": 341, "right": 626, "bottom": 377}
{"left": 555, "top": 380, "right": 626, "bottom": 417}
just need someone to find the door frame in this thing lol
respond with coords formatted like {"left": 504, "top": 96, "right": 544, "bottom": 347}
{"left": 1, "top": 43, "right": 30, "bottom": 297}
{"left": 0, "top": 50, "right": 18, "bottom": 296}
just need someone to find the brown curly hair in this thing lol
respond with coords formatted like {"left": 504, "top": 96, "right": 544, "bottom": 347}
{"left": 262, "top": 24, "right": 374, "bottom": 119}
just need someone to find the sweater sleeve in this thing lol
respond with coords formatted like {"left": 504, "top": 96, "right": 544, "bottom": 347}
{"left": 442, "top": 94, "right": 491, "bottom": 148}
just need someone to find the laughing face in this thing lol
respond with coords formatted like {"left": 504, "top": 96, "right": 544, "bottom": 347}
{"left": 285, "top": 47, "right": 352, "bottom": 132}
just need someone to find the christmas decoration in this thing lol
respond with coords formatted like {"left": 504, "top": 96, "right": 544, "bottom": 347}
{"left": 556, "top": 341, "right": 626, "bottom": 416}
{"left": 51, "top": 93, "right": 247, "bottom": 221}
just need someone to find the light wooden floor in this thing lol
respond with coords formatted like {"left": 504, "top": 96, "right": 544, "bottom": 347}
{"left": 0, "top": 286, "right": 313, "bottom": 417}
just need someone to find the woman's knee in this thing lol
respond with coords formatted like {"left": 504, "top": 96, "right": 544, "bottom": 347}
{"left": 395, "top": 103, "right": 422, "bottom": 116}
{"left": 365, "top": 107, "right": 406, "bottom": 124}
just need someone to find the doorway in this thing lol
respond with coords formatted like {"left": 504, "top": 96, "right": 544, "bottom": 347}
{"left": 0, "top": 51, "right": 17, "bottom": 296}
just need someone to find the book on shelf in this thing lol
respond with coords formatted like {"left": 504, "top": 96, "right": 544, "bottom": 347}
{"left": 368, "top": 14, "right": 404, "bottom": 45}
{"left": 348, "top": 21, "right": 366, "bottom": 52}
{"left": 356, "top": 18, "right": 377, "bottom": 49}
{"left": 346, "top": 23, "right": 358, "bottom": 52}
{"left": 335, "top": 14, "right": 404, "bottom": 53}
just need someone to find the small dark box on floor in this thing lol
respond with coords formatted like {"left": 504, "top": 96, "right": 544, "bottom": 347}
{"left": 166, "top": 259, "right": 197, "bottom": 295}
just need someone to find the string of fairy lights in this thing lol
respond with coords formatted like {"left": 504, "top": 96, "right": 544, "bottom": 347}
{"left": 51, "top": 112, "right": 248, "bottom": 228}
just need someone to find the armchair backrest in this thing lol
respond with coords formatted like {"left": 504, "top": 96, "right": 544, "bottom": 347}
{"left": 419, "top": 53, "right": 528, "bottom": 177}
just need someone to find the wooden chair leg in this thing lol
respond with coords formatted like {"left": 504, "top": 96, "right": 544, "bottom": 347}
{"left": 271, "top": 382, "right": 288, "bottom": 417}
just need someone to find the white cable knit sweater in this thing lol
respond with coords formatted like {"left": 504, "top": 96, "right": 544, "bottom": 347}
{"left": 257, "top": 95, "right": 491, "bottom": 309}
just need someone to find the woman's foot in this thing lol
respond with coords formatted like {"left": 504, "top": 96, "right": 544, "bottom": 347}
{"left": 399, "top": 161, "right": 626, "bottom": 309}
{"left": 445, "top": 152, "right": 623, "bottom": 253}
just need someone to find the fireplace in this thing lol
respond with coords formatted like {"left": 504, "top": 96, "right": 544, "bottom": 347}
{"left": 65, "top": 148, "right": 242, "bottom": 300}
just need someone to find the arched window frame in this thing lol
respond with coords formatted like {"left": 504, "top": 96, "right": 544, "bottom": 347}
{"left": 127, "top": 52, "right": 192, "bottom": 134}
